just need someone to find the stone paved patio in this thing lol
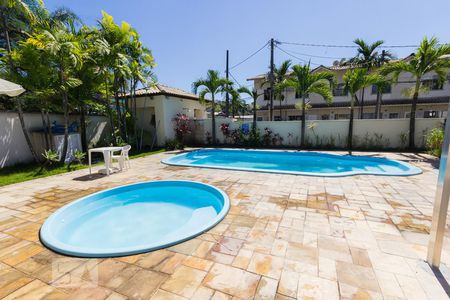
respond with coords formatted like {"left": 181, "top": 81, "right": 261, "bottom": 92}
{"left": 0, "top": 150, "right": 449, "bottom": 299}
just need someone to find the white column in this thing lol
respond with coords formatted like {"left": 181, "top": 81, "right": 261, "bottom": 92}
{"left": 427, "top": 105, "right": 450, "bottom": 267}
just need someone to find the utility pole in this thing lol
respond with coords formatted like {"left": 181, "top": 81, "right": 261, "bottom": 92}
{"left": 269, "top": 38, "right": 275, "bottom": 121}
{"left": 225, "top": 50, "right": 230, "bottom": 117}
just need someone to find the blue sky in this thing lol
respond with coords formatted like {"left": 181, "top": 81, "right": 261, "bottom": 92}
{"left": 45, "top": 0, "right": 450, "bottom": 100}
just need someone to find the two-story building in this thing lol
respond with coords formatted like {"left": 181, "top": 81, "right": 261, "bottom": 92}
{"left": 247, "top": 56, "right": 450, "bottom": 121}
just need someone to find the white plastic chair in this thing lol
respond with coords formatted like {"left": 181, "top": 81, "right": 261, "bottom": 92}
{"left": 111, "top": 145, "right": 131, "bottom": 171}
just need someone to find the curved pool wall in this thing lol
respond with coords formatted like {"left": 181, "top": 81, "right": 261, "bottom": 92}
{"left": 40, "top": 181, "right": 230, "bottom": 257}
{"left": 162, "top": 149, "right": 422, "bottom": 177}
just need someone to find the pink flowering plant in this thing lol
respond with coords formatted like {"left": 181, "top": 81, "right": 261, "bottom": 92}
{"left": 174, "top": 113, "right": 191, "bottom": 143}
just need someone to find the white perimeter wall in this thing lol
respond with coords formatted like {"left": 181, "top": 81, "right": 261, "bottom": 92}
{"left": 0, "top": 112, "right": 109, "bottom": 168}
{"left": 191, "top": 117, "right": 444, "bottom": 149}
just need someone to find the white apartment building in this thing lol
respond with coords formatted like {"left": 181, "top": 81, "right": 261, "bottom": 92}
{"left": 247, "top": 57, "right": 450, "bottom": 121}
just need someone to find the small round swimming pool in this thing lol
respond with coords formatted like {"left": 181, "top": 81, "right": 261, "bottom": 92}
{"left": 40, "top": 181, "right": 229, "bottom": 257}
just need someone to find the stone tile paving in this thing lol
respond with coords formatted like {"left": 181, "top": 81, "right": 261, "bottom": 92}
{"left": 0, "top": 150, "right": 449, "bottom": 299}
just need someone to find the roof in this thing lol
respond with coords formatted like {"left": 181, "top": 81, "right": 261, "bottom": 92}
{"left": 130, "top": 84, "right": 200, "bottom": 101}
{"left": 257, "top": 96, "right": 450, "bottom": 110}
{"left": 247, "top": 54, "right": 416, "bottom": 80}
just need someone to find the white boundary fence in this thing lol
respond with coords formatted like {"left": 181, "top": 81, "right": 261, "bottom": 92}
{"left": 0, "top": 112, "right": 109, "bottom": 168}
{"left": 188, "top": 117, "right": 444, "bottom": 149}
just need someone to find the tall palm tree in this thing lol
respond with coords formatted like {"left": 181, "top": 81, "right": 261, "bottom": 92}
{"left": 373, "top": 77, "right": 391, "bottom": 119}
{"left": 26, "top": 27, "right": 83, "bottom": 162}
{"left": 284, "top": 63, "right": 334, "bottom": 147}
{"left": 237, "top": 86, "right": 262, "bottom": 131}
{"left": 0, "top": 0, "right": 41, "bottom": 61}
{"left": 192, "top": 70, "right": 232, "bottom": 144}
{"left": 381, "top": 37, "right": 450, "bottom": 149}
{"left": 351, "top": 39, "right": 393, "bottom": 119}
{"left": 343, "top": 68, "right": 383, "bottom": 154}
{"left": 273, "top": 60, "right": 292, "bottom": 120}
{"left": 228, "top": 88, "right": 246, "bottom": 118}
{"left": 1, "top": 0, "right": 42, "bottom": 163}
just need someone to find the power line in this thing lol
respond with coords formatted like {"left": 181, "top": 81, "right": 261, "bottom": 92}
{"left": 276, "top": 48, "right": 344, "bottom": 60}
{"left": 229, "top": 71, "right": 242, "bottom": 87}
{"left": 275, "top": 45, "right": 322, "bottom": 66}
{"left": 230, "top": 41, "right": 269, "bottom": 70}
{"left": 279, "top": 41, "right": 420, "bottom": 49}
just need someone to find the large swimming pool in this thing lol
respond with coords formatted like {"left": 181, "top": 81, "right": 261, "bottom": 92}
{"left": 40, "top": 181, "right": 229, "bottom": 257}
{"left": 162, "top": 149, "right": 422, "bottom": 177}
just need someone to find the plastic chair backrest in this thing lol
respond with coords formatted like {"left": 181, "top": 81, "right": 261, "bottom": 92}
{"left": 121, "top": 145, "right": 131, "bottom": 157}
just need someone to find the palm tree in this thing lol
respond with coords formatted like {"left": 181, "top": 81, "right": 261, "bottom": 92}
{"left": 1, "top": 0, "right": 42, "bottom": 163}
{"left": 381, "top": 37, "right": 450, "bottom": 149}
{"left": 0, "top": 0, "right": 40, "bottom": 62}
{"left": 26, "top": 27, "right": 83, "bottom": 162}
{"left": 373, "top": 77, "right": 391, "bottom": 119}
{"left": 273, "top": 60, "right": 292, "bottom": 120}
{"left": 343, "top": 68, "right": 383, "bottom": 154}
{"left": 192, "top": 70, "right": 232, "bottom": 144}
{"left": 284, "top": 63, "right": 334, "bottom": 147}
{"left": 351, "top": 39, "right": 393, "bottom": 119}
{"left": 237, "top": 86, "right": 262, "bottom": 131}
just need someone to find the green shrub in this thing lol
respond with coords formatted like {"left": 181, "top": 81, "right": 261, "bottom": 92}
{"left": 426, "top": 128, "right": 444, "bottom": 157}
{"left": 165, "top": 139, "right": 184, "bottom": 150}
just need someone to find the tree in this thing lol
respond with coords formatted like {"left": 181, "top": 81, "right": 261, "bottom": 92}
{"left": 26, "top": 27, "right": 83, "bottom": 162}
{"left": 0, "top": 0, "right": 41, "bottom": 60}
{"left": 192, "top": 70, "right": 232, "bottom": 144}
{"left": 237, "top": 86, "right": 261, "bottom": 131}
{"left": 284, "top": 63, "right": 334, "bottom": 147}
{"left": 381, "top": 37, "right": 450, "bottom": 149}
{"left": 373, "top": 77, "right": 391, "bottom": 119}
{"left": 0, "top": 0, "right": 43, "bottom": 163}
{"left": 343, "top": 68, "right": 382, "bottom": 154}
{"left": 273, "top": 60, "right": 292, "bottom": 120}
{"left": 351, "top": 39, "right": 393, "bottom": 119}
{"left": 262, "top": 60, "right": 291, "bottom": 120}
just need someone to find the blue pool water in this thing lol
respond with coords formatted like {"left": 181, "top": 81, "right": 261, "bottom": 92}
{"left": 162, "top": 149, "right": 422, "bottom": 177}
{"left": 40, "top": 181, "right": 229, "bottom": 257}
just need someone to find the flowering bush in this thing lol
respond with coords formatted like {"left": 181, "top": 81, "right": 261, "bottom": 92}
{"left": 174, "top": 113, "right": 191, "bottom": 143}
{"left": 220, "top": 123, "right": 230, "bottom": 137}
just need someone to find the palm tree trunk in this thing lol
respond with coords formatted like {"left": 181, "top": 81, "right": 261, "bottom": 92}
{"left": 104, "top": 77, "right": 115, "bottom": 140}
{"left": 375, "top": 90, "right": 381, "bottom": 119}
{"left": 348, "top": 95, "right": 355, "bottom": 155}
{"left": 359, "top": 88, "right": 365, "bottom": 119}
{"left": 80, "top": 101, "right": 87, "bottom": 152}
{"left": 16, "top": 98, "right": 40, "bottom": 163}
{"left": 40, "top": 108, "right": 50, "bottom": 149}
{"left": 211, "top": 94, "right": 216, "bottom": 145}
{"left": 60, "top": 91, "right": 69, "bottom": 163}
{"left": 279, "top": 98, "right": 282, "bottom": 121}
{"left": 46, "top": 110, "right": 52, "bottom": 149}
{"left": 1, "top": 10, "right": 14, "bottom": 69}
{"left": 409, "top": 79, "right": 420, "bottom": 150}
{"left": 253, "top": 95, "right": 257, "bottom": 131}
{"left": 301, "top": 96, "right": 306, "bottom": 148}
{"left": 59, "top": 67, "right": 69, "bottom": 164}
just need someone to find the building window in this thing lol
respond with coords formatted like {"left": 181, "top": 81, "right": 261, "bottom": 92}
{"left": 264, "top": 88, "right": 272, "bottom": 100}
{"left": 424, "top": 111, "right": 439, "bottom": 118}
{"left": 289, "top": 115, "right": 302, "bottom": 120}
{"left": 321, "top": 115, "right": 330, "bottom": 120}
{"left": 422, "top": 77, "right": 443, "bottom": 90}
{"left": 257, "top": 117, "right": 263, "bottom": 121}
{"left": 295, "top": 90, "right": 302, "bottom": 99}
{"left": 274, "top": 116, "right": 282, "bottom": 121}
{"left": 333, "top": 83, "right": 347, "bottom": 97}
{"left": 335, "top": 114, "right": 350, "bottom": 120}
{"left": 371, "top": 84, "right": 392, "bottom": 94}
{"left": 363, "top": 113, "right": 375, "bottom": 119}
{"left": 388, "top": 113, "right": 399, "bottom": 119}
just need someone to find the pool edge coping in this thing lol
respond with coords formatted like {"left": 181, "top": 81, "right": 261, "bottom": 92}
{"left": 39, "top": 180, "right": 231, "bottom": 258}
{"left": 161, "top": 148, "right": 423, "bottom": 177}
